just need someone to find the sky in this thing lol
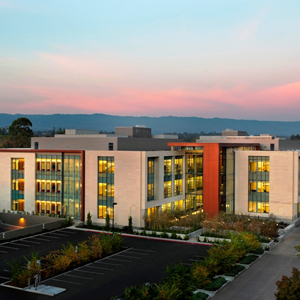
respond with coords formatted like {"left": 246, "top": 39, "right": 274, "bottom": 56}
{"left": 0, "top": 0, "right": 300, "bottom": 121}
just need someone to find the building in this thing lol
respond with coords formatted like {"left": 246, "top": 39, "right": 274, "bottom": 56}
{"left": 0, "top": 127, "right": 300, "bottom": 227}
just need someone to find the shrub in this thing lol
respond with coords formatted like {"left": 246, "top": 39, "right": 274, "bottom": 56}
{"left": 171, "top": 231, "right": 177, "bottom": 239}
{"left": 204, "top": 277, "right": 227, "bottom": 291}
{"left": 164, "top": 263, "right": 195, "bottom": 300}
{"left": 191, "top": 262, "right": 211, "bottom": 289}
{"left": 184, "top": 234, "right": 189, "bottom": 240}
{"left": 205, "top": 241, "right": 238, "bottom": 275}
{"left": 157, "top": 282, "right": 183, "bottom": 300}
{"left": 160, "top": 231, "right": 169, "bottom": 238}
{"left": 275, "top": 267, "right": 300, "bottom": 300}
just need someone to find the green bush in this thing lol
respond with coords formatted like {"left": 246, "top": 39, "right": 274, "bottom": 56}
{"left": 239, "top": 254, "right": 258, "bottom": 264}
{"left": 204, "top": 277, "right": 227, "bottom": 291}
{"left": 164, "top": 263, "right": 196, "bottom": 300}
{"left": 160, "top": 231, "right": 169, "bottom": 238}
{"left": 224, "top": 264, "right": 245, "bottom": 277}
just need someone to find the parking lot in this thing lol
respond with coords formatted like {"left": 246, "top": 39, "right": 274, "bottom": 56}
{"left": 0, "top": 228, "right": 210, "bottom": 300}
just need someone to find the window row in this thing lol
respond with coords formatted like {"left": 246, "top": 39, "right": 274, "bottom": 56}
{"left": 12, "top": 158, "right": 25, "bottom": 171}
{"left": 36, "top": 159, "right": 61, "bottom": 172}
{"left": 36, "top": 180, "right": 62, "bottom": 193}
{"left": 12, "top": 179, "right": 24, "bottom": 191}
{"left": 99, "top": 158, "right": 114, "bottom": 174}
{"left": 249, "top": 181, "right": 269, "bottom": 193}
{"left": 249, "top": 201, "right": 269, "bottom": 213}
{"left": 99, "top": 183, "right": 114, "bottom": 198}
{"left": 249, "top": 157, "right": 270, "bottom": 172}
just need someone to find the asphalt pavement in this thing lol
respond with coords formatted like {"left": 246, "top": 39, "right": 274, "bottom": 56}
{"left": 0, "top": 228, "right": 210, "bottom": 300}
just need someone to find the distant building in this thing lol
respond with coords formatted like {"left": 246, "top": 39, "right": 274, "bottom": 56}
{"left": 0, "top": 127, "right": 299, "bottom": 226}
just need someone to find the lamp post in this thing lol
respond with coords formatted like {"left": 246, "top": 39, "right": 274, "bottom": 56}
{"left": 112, "top": 202, "right": 117, "bottom": 232}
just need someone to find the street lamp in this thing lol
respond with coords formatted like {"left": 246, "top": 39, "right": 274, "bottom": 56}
{"left": 112, "top": 202, "right": 117, "bottom": 232}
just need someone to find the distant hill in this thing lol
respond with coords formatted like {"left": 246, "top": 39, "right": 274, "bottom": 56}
{"left": 0, "top": 113, "right": 299, "bottom": 136}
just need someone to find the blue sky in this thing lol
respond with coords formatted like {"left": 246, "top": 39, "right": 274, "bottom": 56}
{"left": 1, "top": 1, "right": 300, "bottom": 120}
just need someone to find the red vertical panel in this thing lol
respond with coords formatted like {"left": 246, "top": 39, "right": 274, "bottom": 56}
{"left": 203, "top": 144, "right": 220, "bottom": 217}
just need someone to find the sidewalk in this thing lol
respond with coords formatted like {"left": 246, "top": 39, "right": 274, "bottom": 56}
{"left": 212, "top": 226, "right": 300, "bottom": 300}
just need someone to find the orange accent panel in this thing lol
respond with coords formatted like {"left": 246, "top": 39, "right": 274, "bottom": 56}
{"left": 202, "top": 144, "right": 220, "bottom": 217}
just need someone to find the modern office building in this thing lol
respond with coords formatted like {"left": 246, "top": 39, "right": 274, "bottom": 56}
{"left": 0, "top": 127, "right": 299, "bottom": 227}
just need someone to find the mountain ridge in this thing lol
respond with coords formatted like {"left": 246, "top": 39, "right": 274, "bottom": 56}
{"left": 0, "top": 113, "right": 299, "bottom": 136}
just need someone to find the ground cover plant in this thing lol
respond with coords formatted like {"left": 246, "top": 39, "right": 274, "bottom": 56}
{"left": 203, "top": 277, "right": 227, "bottom": 291}
{"left": 6, "top": 233, "right": 123, "bottom": 288}
{"left": 224, "top": 264, "right": 245, "bottom": 277}
{"left": 239, "top": 254, "right": 259, "bottom": 265}
{"left": 192, "top": 292, "right": 209, "bottom": 300}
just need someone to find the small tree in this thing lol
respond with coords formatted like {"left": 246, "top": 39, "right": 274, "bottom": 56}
{"left": 128, "top": 216, "right": 133, "bottom": 233}
{"left": 86, "top": 212, "right": 92, "bottom": 228}
{"left": 275, "top": 267, "right": 300, "bottom": 299}
{"left": 104, "top": 213, "right": 110, "bottom": 231}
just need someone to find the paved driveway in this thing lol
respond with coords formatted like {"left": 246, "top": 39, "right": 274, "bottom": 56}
{"left": 213, "top": 226, "right": 300, "bottom": 300}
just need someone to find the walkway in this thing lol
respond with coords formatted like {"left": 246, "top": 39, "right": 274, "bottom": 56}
{"left": 213, "top": 226, "right": 300, "bottom": 300}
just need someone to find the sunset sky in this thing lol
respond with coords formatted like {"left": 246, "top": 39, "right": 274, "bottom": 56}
{"left": 1, "top": 1, "right": 300, "bottom": 121}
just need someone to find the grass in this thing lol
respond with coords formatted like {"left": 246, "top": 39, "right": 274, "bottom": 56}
{"left": 224, "top": 264, "right": 245, "bottom": 277}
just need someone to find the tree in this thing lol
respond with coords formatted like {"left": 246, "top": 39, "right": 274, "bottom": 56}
{"left": 275, "top": 267, "right": 300, "bottom": 299}
{"left": 8, "top": 117, "right": 33, "bottom": 148}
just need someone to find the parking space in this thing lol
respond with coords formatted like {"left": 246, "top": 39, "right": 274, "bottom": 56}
{"left": 0, "top": 229, "right": 211, "bottom": 300}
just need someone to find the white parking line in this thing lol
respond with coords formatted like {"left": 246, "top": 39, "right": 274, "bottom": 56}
{"left": 10, "top": 242, "right": 30, "bottom": 247}
{"left": 59, "top": 230, "right": 77, "bottom": 235}
{"left": 95, "top": 262, "right": 123, "bottom": 266}
{"left": 74, "top": 270, "right": 104, "bottom": 275}
{"left": 29, "top": 237, "right": 51, "bottom": 242}
{"left": 86, "top": 266, "right": 114, "bottom": 271}
{"left": 0, "top": 250, "right": 8, "bottom": 253}
{"left": 126, "top": 251, "right": 149, "bottom": 256}
{"left": 0, "top": 245, "right": 19, "bottom": 250}
{"left": 42, "top": 235, "right": 60, "bottom": 239}
{"left": 47, "top": 232, "right": 69, "bottom": 237}
{"left": 107, "top": 258, "right": 132, "bottom": 263}
{"left": 130, "top": 248, "right": 156, "bottom": 252}
{"left": 50, "top": 278, "right": 81, "bottom": 285}
{"left": 20, "top": 239, "right": 41, "bottom": 244}
{"left": 117, "top": 255, "right": 141, "bottom": 259}
{"left": 0, "top": 276, "right": 9, "bottom": 280}
{"left": 64, "top": 273, "right": 93, "bottom": 280}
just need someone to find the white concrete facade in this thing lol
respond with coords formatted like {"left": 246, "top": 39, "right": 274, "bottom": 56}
{"left": 235, "top": 150, "right": 300, "bottom": 222}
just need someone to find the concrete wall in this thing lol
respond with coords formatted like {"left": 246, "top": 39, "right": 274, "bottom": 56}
{"left": 0, "top": 214, "right": 64, "bottom": 241}
{"left": 84, "top": 150, "right": 185, "bottom": 228}
{"left": 235, "top": 150, "right": 299, "bottom": 222}
{"left": 0, "top": 152, "right": 36, "bottom": 213}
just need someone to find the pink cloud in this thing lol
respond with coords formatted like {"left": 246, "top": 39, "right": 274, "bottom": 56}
{"left": 4, "top": 80, "right": 298, "bottom": 121}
